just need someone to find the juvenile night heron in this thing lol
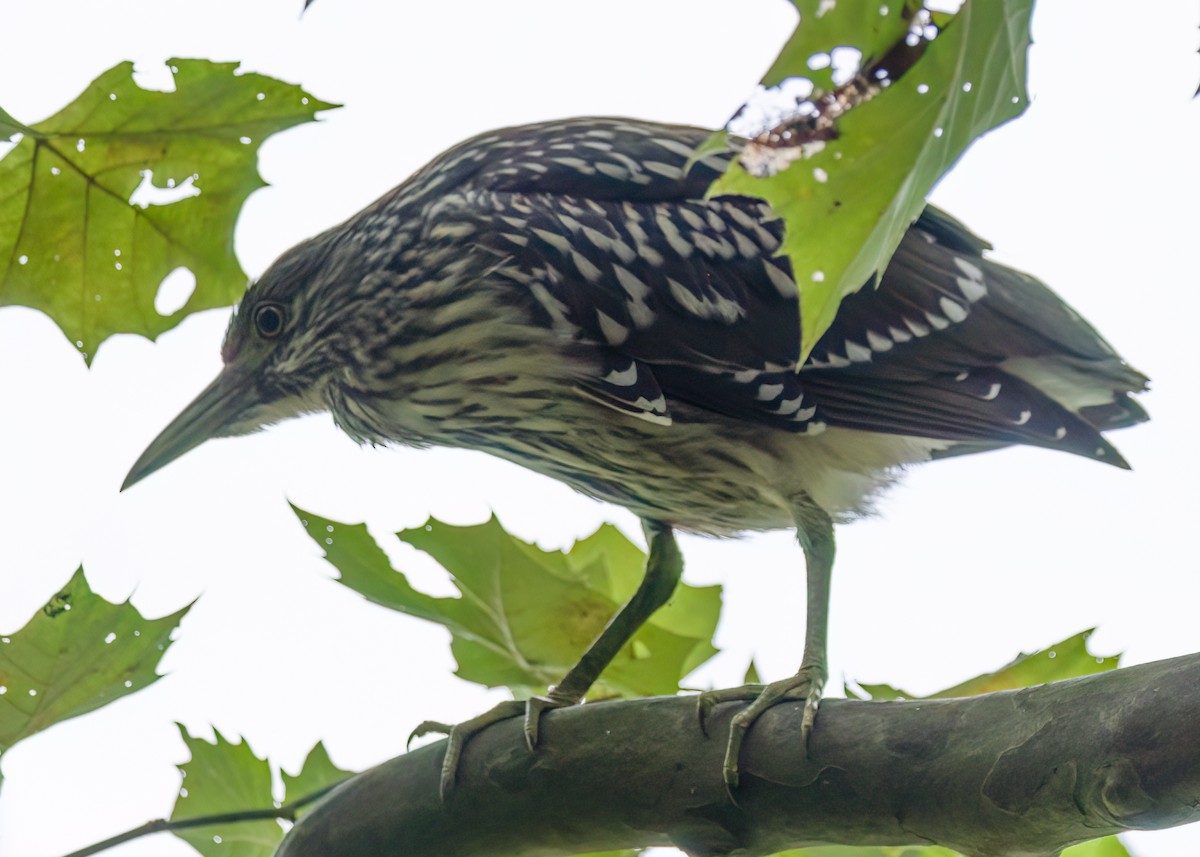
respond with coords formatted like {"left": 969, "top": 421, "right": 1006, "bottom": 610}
{"left": 124, "top": 117, "right": 1148, "bottom": 793}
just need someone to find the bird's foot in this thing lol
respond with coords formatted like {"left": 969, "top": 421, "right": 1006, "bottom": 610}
{"left": 697, "top": 663, "right": 827, "bottom": 793}
{"left": 409, "top": 693, "right": 575, "bottom": 799}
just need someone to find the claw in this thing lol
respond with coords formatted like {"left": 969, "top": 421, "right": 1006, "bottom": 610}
{"left": 426, "top": 694, "right": 577, "bottom": 799}
{"left": 701, "top": 665, "right": 826, "bottom": 795}
{"left": 408, "top": 719, "right": 453, "bottom": 749}
{"left": 696, "top": 683, "right": 765, "bottom": 738}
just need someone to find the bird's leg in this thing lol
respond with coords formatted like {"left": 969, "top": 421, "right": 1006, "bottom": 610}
{"left": 412, "top": 520, "right": 683, "bottom": 797}
{"left": 698, "top": 501, "right": 834, "bottom": 792}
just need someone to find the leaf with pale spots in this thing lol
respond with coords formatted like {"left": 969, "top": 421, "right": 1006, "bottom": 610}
{"left": 0, "top": 59, "right": 337, "bottom": 363}
{"left": 292, "top": 505, "right": 720, "bottom": 699}
{"left": 711, "top": 0, "right": 1033, "bottom": 358}
{"left": 172, "top": 727, "right": 281, "bottom": 857}
{"left": 852, "top": 629, "right": 1118, "bottom": 701}
{"left": 0, "top": 568, "right": 189, "bottom": 786}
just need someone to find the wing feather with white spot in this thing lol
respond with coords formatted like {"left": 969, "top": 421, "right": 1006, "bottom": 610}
{"left": 428, "top": 118, "right": 1145, "bottom": 456}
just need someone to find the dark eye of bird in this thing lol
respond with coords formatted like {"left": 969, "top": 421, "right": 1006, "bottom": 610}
{"left": 254, "top": 303, "right": 285, "bottom": 339}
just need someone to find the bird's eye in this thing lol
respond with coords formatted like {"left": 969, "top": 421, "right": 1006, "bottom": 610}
{"left": 254, "top": 303, "right": 285, "bottom": 339}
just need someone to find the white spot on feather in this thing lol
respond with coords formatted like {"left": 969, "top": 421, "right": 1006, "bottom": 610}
{"left": 604, "top": 362, "right": 639, "bottom": 386}
{"left": 844, "top": 340, "right": 872, "bottom": 362}
{"left": 939, "top": 297, "right": 968, "bottom": 323}
{"left": 596, "top": 311, "right": 629, "bottom": 345}
{"left": 763, "top": 262, "right": 796, "bottom": 297}
{"left": 570, "top": 251, "right": 603, "bottom": 283}
{"left": 596, "top": 162, "right": 628, "bottom": 180}
{"left": 770, "top": 395, "right": 807, "bottom": 415}
{"left": 865, "top": 330, "right": 893, "bottom": 352}
{"left": 532, "top": 228, "right": 571, "bottom": 254}
{"left": 756, "top": 383, "right": 785, "bottom": 401}
{"left": 924, "top": 312, "right": 950, "bottom": 331}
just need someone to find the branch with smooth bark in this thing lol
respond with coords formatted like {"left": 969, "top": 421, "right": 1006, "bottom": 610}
{"left": 276, "top": 653, "right": 1200, "bottom": 857}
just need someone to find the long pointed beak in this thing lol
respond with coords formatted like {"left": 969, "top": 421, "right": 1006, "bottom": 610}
{"left": 122, "top": 369, "right": 259, "bottom": 491}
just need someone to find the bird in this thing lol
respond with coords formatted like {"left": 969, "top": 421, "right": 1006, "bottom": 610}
{"left": 123, "top": 116, "right": 1148, "bottom": 795}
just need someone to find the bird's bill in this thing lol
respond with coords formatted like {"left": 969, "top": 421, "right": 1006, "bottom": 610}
{"left": 122, "top": 369, "right": 258, "bottom": 491}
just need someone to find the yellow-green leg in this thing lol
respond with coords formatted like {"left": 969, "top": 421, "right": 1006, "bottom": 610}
{"left": 699, "top": 503, "right": 834, "bottom": 791}
{"left": 412, "top": 520, "right": 683, "bottom": 797}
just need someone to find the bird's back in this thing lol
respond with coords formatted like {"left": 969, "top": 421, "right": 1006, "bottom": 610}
{"left": 324, "top": 118, "right": 1147, "bottom": 532}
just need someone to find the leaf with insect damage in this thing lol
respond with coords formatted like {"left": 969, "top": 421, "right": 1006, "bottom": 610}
{"left": 711, "top": 0, "right": 1033, "bottom": 359}
{"left": 0, "top": 59, "right": 337, "bottom": 363}
{"left": 0, "top": 568, "right": 189, "bottom": 787}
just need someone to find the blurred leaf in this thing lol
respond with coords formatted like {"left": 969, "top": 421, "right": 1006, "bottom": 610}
{"left": 770, "top": 834, "right": 1128, "bottom": 857}
{"left": 292, "top": 506, "right": 720, "bottom": 699}
{"left": 857, "top": 630, "right": 1119, "bottom": 701}
{"left": 1062, "top": 836, "right": 1132, "bottom": 857}
{"left": 743, "top": 659, "right": 762, "bottom": 685}
{"left": 280, "top": 741, "right": 354, "bottom": 817}
{"left": 0, "top": 568, "right": 189, "bottom": 785}
{"left": 712, "top": 0, "right": 1033, "bottom": 357}
{"left": 772, "top": 846, "right": 961, "bottom": 857}
{"left": 172, "top": 727, "right": 280, "bottom": 857}
{"left": 0, "top": 58, "right": 337, "bottom": 362}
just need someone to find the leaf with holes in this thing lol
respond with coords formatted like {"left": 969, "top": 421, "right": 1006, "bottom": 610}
{"left": 0, "top": 59, "right": 337, "bottom": 363}
{"left": 292, "top": 506, "right": 720, "bottom": 699}
{"left": 711, "top": 0, "right": 1033, "bottom": 358}
{"left": 172, "top": 727, "right": 281, "bottom": 857}
{"left": 852, "top": 629, "right": 1118, "bottom": 701}
{"left": 0, "top": 568, "right": 189, "bottom": 786}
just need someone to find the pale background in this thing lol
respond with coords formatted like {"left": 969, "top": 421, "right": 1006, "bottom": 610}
{"left": 0, "top": 1, "right": 1197, "bottom": 855}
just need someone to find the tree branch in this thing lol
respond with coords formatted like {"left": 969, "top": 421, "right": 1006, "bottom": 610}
{"left": 276, "top": 653, "right": 1200, "bottom": 857}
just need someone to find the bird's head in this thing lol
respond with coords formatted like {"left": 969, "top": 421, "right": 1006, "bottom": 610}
{"left": 122, "top": 231, "right": 351, "bottom": 490}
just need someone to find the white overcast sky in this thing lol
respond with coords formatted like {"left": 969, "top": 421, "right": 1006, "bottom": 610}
{"left": 1, "top": 1, "right": 1198, "bottom": 856}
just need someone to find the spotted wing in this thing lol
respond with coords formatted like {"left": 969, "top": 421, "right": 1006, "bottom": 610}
{"left": 450, "top": 118, "right": 1146, "bottom": 460}
{"left": 801, "top": 207, "right": 1148, "bottom": 464}
{"left": 460, "top": 118, "right": 821, "bottom": 432}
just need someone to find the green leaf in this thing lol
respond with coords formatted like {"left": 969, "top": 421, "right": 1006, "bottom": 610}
{"left": 857, "top": 630, "right": 1119, "bottom": 701}
{"left": 769, "top": 835, "right": 1129, "bottom": 857}
{"left": 172, "top": 726, "right": 281, "bottom": 857}
{"left": 771, "top": 846, "right": 961, "bottom": 857}
{"left": 743, "top": 659, "right": 762, "bottom": 685}
{"left": 0, "top": 59, "right": 338, "bottom": 363}
{"left": 292, "top": 506, "right": 721, "bottom": 699}
{"left": 280, "top": 741, "right": 354, "bottom": 818}
{"left": 0, "top": 106, "right": 33, "bottom": 139}
{"left": 711, "top": 0, "right": 1033, "bottom": 357}
{"left": 0, "top": 568, "right": 189, "bottom": 784}
{"left": 1062, "top": 836, "right": 1132, "bottom": 857}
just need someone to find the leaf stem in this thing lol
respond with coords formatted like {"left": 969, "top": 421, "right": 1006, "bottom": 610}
{"left": 59, "top": 780, "right": 346, "bottom": 857}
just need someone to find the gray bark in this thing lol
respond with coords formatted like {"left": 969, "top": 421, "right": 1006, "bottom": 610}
{"left": 277, "top": 653, "right": 1200, "bottom": 857}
